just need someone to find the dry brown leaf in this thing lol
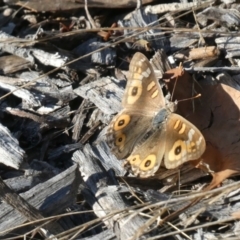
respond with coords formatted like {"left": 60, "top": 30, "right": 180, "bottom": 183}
{"left": 163, "top": 66, "right": 185, "bottom": 82}
{"left": 97, "top": 23, "right": 118, "bottom": 41}
{"left": 165, "top": 69, "right": 240, "bottom": 189}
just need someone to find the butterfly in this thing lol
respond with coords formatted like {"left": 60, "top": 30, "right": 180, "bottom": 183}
{"left": 107, "top": 52, "right": 206, "bottom": 178}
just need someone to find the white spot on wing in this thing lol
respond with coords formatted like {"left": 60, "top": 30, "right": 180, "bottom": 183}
{"left": 132, "top": 74, "right": 144, "bottom": 81}
{"left": 196, "top": 136, "right": 203, "bottom": 146}
{"left": 188, "top": 129, "right": 195, "bottom": 141}
{"left": 141, "top": 72, "right": 147, "bottom": 78}
{"left": 144, "top": 67, "right": 151, "bottom": 76}
{"left": 142, "top": 68, "right": 151, "bottom": 78}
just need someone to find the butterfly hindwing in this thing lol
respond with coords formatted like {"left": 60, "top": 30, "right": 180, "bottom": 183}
{"left": 163, "top": 113, "right": 206, "bottom": 169}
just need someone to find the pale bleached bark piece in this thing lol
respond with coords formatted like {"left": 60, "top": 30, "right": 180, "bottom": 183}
{"left": 74, "top": 76, "right": 123, "bottom": 115}
{"left": 144, "top": 1, "right": 213, "bottom": 14}
{"left": 216, "top": 36, "right": 240, "bottom": 58}
{"left": 0, "top": 123, "right": 25, "bottom": 169}
{"left": 216, "top": 36, "right": 240, "bottom": 49}
{"left": 6, "top": 105, "right": 70, "bottom": 126}
{"left": 0, "top": 71, "right": 77, "bottom": 115}
{"left": 0, "top": 81, "right": 41, "bottom": 108}
{"left": 188, "top": 66, "right": 240, "bottom": 73}
{"left": 197, "top": 6, "right": 240, "bottom": 27}
{"left": 18, "top": 71, "right": 77, "bottom": 114}
{"left": 0, "top": 31, "right": 75, "bottom": 70}
{"left": 170, "top": 33, "right": 199, "bottom": 51}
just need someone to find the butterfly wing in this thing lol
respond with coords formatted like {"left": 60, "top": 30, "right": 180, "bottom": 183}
{"left": 107, "top": 52, "right": 206, "bottom": 175}
{"left": 124, "top": 112, "right": 206, "bottom": 177}
{"left": 107, "top": 110, "right": 153, "bottom": 159}
{"left": 163, "top": 113, "right": 206, "bottom": 169}
{"left": 125, "top": 121, "right": 167, "bottom": 178}
{"left": 122, "top": 52, "right": 165, "bottom": 112}
{"left": 107, "top": 52, "right": 166, "bottom": 159}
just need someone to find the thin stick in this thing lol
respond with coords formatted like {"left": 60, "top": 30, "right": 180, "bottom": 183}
{"left": 84, "top": 0, "right": 96, "bottom": 29}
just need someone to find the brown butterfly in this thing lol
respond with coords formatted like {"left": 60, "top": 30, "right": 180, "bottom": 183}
{"left": 107, "top": 52, "right": 206, "bottom": 178}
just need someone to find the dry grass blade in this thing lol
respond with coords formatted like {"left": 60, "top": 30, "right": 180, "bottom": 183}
{"left": 120, "top": 181, "right": 240, "bottom": 239}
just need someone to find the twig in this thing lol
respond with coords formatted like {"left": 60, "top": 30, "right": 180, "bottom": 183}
{"left": 79, "top": 120, "right": 102, "bottom": 144}
{"left": 84, "top": 0, "right": 96, "bottom": 29}
{"left": 144, "top": 0, "right": 214, "bottom": 14}
{"left": 187, "top": 66, "right": 240, "bottom": 72}
{"left": 192, "top": 7, "right": 206, "bottom": 46}
{"left": 148, "top": 216, "right": 237, "bottom": 239}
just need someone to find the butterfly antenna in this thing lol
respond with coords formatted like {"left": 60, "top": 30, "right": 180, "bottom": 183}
{"left": 170, "top": 62, "right": 183, "bottom": 102}
{"left": 178, "top": 94, "right": 201, "bottom": 103}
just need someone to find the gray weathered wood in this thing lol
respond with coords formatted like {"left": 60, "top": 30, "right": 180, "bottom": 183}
{"left": 4, "top": 160, "right": 56, "bottom": 193}
{"left": 0, "top": 176, "right": 63, "bottom": 237}
{"left": 92, "top": 138, "right": 126, "bottom": 176}
{"left": 72, "top": 99, "right": 88, "bottom": 141}
{"left": 0, "top": 164, "right": 80, "bottom": 235}
{"left": 118, "top": 8, "right": 170, "bottom": 51}
{"left": 0, "top": 123, "right": 25, "bottom": 169}
{"left": 73, "top": 38, "right": 116, "bottom": 67}
{"left": 74, "top": 76, "right": 123, "bottom": 115}
{"left": 0, "top": 71, "right": 77, "bottom": 113}
{"left": 0, "top": 31, "right": 74, "bottom": 69}
{"left": 216, "top": 36, "right": 240, "bottom": 58}
{"left": 72, "top": 146, "right": 151, "bottom": 239}
{"left": 0, "top": 79, "right": 41, "bottom": 108}
{"left": 144, "top": 1, "right": 213, "bottom": 14}
{"left": 197, "top": 6, "right": 240, "bottom": 27}
{"left": 80, "top": 229, "right": 116, "bottom": 240}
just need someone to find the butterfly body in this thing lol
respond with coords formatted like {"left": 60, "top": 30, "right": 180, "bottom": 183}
{"left": 107, "top": 52, "right": 206, "bottom": 178}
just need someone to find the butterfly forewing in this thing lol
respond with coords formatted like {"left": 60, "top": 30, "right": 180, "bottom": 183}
{"left": 122, "top": 52, "right": 165, "bottom": 113}
{"left": 107, "top": 52, "right": 166, "bottom": 160}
